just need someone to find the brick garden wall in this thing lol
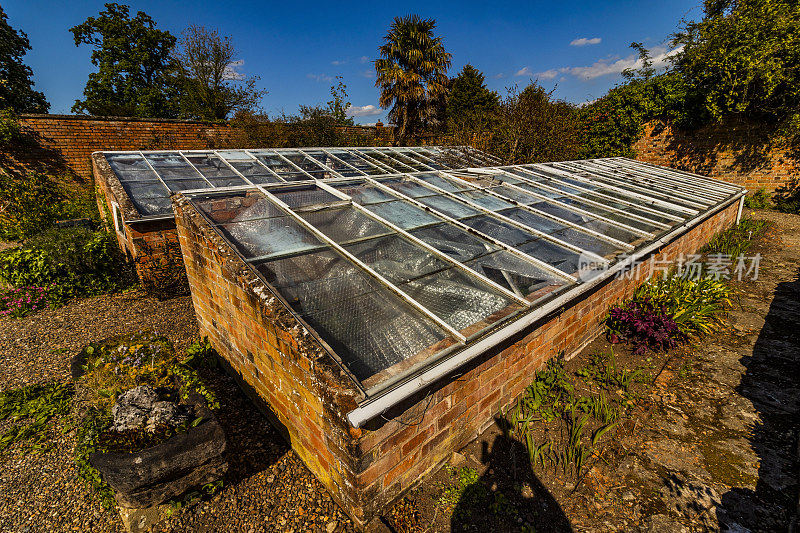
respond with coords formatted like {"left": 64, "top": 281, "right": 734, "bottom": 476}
{"left": 172, "top": 187, "right": 741, "bottom": 527}
{"left": 634, "top": 120, "right": 798, "bottom": 192}
{"left": 12, "top": 114, "right": 392, "bottom": 183}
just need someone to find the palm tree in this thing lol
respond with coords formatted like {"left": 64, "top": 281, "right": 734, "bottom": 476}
{"left": 375, "top": 15, "right": 451, "bottom": 144}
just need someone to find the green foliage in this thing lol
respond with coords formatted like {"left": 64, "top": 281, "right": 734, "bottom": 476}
{"left": 630, "top": 275, "right": 733, "bottom": 337}
{"left": 0, "top": 381, "right": 73, "bottom": 452}
{"left": 0, "top": 171, "right": 97, "bottom": 240}
{"left": 0, "top": 285, "right": 49, "bottom": 318}
{"left": 0, "top": 108, "right": 21, "bottom": 144}
{"left": 174, "top": 25, "right": 266, "bottom": 121}
{"left": 576, "top": 351, "right": 650, "bottom": 393}
{"left": 490, "top": 83, "right": 583, "bottom": 164}
{"left": 703, "top": 217, "right": 768, "bottom": 258}
{"left": 773, "top": 179, "right": 800, "bottom": 214}
{"left": 674, "top": 0, "right": 800, "bottom": 133}
{"left": 183, "top": 336, "right": 219, "bottom": 369}
{"left": 74, "top": 334, "right": 220, "bottom": 508}
{"left": 446, "top": 64, "right": 499, "bottom": 134}
{"left": 375, "top": 14, "right": 452, "bottom": 142}
{"left": 0, "top": 227, "right": 133, "bottom": 304}
{"left": 70, "top": 3, "right": 179, "bottom": 117}
{"left": 437, "top": 465, "right": 485, "bottom": 512}
{"left": 744, "top": 189, "right": 772, "bottom": 209}
{"left": 0, "top": 6, "right": 49, "bottom": 113}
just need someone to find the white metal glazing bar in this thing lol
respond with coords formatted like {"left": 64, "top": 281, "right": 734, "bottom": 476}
{"left": 241, "top": 150, "right": 288, "bottom": 182}
{"left": 319, "top": 149, "right": 371, "bottom": 175}
{"left": 254, "top": 185, "right": 468, "bottom": 342}
{"left": 604, "top": 158, "right": 737, "bottom": 197}
{"left": 136, "top": 151, "right": 172, "bottom": 192}
{"left": 614, "top": 158, "right": 740, "bottom": 193}
{"left": 177, "top": 151, "right": 216, "bottom": 188}
{"left": 212, "top": 150, "right": 256, "bottom": 186}
{"left": 360, "top": 176, "right": 578, "bottom": 283}
{"left": 313, "top": 181, "right": 532, "bottom": 305}
{"left": 296, "top": 149, "right": 347, "bottom": 179}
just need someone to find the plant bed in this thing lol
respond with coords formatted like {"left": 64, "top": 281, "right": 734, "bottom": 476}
{"left": 73, "top": 334, "right": 226, "bottom": 530}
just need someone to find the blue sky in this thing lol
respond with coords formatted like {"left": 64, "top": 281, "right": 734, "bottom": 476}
{"left": 4, "top": 1, "right": 703, "bottom": 123}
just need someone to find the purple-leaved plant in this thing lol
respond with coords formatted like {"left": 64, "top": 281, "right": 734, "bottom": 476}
{"left": 606, "top": 298, "right": 684, "bottom": 354}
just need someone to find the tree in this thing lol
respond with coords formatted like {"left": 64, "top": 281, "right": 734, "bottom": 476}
{"left": 446, "top": 64, "right": 499, "bottom": 135}
{"left": 70, "top": 3, "right": 179, "bottom": 117}
{"left": 491, "top": 83, "right": 583, "bottom": 164}
{"left": 0, "top": 6, "right": 49, "bottom": 113}
{"left": 375, "top": 14, "right": 451, "bottom": 143}
{"left": 174, "top": 25, "right": 266, "bottom": 121}
{"left": 674, "top": 0, "right": 800, "bottom": 129}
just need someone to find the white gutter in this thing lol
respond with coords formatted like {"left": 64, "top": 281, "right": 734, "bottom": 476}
{"left": 346, "top": 189, "right": 746, "bottom": 428}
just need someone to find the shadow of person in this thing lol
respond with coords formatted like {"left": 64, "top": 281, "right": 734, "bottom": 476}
{"left": 718, "top": 268, "right": 800, "bottom": 532}
{"left": 451, "top": 419, "right": 573, "bottom": 533}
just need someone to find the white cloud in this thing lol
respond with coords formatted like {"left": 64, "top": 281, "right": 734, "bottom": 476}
{"left": 360, "top": 56, "right": 369, "bottom": 63}
{"left": 493, "top": 72, "right": 505, "bottom": 79}
{"left": 515, "top": 66, "right": 533, "bottom": 77}
{"left": 346, "top": 104, "right": 382, "bottom": 117}
{"left": 307, "top": 73, "right": 334, "bottom": 82}
{"left": 553, "top": 45, "right": 684, "bottom": 81}
{"left": 570, "top": 37, "right": 602, "bottom": 47}
{"left": 577, "top": 98, "right": 598, "bottom": 107}
{"left": 536, "top": 69, "right": 560, "bottom": 80}
{"left": 223, "top": 60, "right": 245, "bottom": 81}
{"left": 360, "top": 69, "right": 375, "bottom": 79}
{"left": 331, "top": 60, "right": 347, "bottom": 66}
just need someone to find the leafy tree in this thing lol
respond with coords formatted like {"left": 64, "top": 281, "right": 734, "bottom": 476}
{"left": 375, "top": 14, "right": 451, "bottom": 143}
{"left": 70, "top": 3, "right": 179, "bottom": 117}
{"left": 491, "top": 83, "right": 583, "bottom": 164}
{"left": 674, "top": 0, "right": 800, "bottom": 130}
{"left": 174, "top": 25, "right": 266, "bottom": 121}
{"left": 0, "top": 6, "right": 49, "bottom": 113}
{"left": 446, "top": 64, "right": 499, "bottom": 134}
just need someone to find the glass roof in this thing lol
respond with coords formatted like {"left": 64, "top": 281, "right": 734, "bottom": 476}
{"left": 168, "top": 155, "right": 743, "bottom": 398}
{"left": 103, "top": 146, "right": 500, "bottom": 217}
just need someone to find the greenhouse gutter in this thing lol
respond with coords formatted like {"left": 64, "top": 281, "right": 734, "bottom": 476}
{"left": 346, "top": 191, "right": 747, "bottom": 428}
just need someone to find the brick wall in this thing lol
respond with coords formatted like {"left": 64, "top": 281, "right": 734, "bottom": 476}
{"left": 12, "top": 114, "right": 392, "bottom": 183}
{"left": 634, "top": 120, "right": 798, "bottom": 192}
{"left": 172, "top": 188, "right": 740, "bottom": 527}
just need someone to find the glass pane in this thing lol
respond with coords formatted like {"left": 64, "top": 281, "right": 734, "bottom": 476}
{"left": 415, "top": 173, "right": 471, "bottom": 193}
{"left": 326, "top": 150, "right": 386, "bottom": 175}
{"left": 220, "top": 216, "right": 324, "bottom": 259}
{"left": 195, "top": 193, "right": 284, "bottom": 224}
{"left": 364, "top": 201, "right": 441, "bottom": 230}
{"left": 121, "top": 180, "right": 169, "bottom": 200}
{"left": 227, "top": 159, "right": 280, "bottom": 182}
{"left": 331, "top": 182, "right": 396, "bottom": 205}
{"left": 299, "top": 206, "right": 393, "bottom": 243}
{"left": 143, "top": 153, "right": 199, "bottom": 179}
{"left": 279, "top": 152, "right": 330, "bottom": 179}
{"left": 163, "top": 179, "right": 209, "bottom": 192}
{"left": 464, "top": 250, "right": 566, "bottom": 299}
{"left": 129, "top": 196, "right": 173, "bottom": 216}
{"left": 527, "top": 200, "right": 642, "bottom": 243}
{"left": 184, "top": 154, "right": 238, "bottom": 179}
{"left": 409, "top": 223, "right": 499, "bottom": 262}
{"left": 106, "top": 154, "right": 156, "bottom": 180}
{"left": 207, "top": 176, "right": 247, "bottom": 188}
{"left": 457, "top": 190, "right": 515, "bottom": 211}
{"left": 379, "top": 178, "right": 436, "bottom": 198}
{"left": 415, "top": 195, "right": 483, "bottom": 219}
{"left": 257, "top": 249, "right": 453, "bottom": 382}
{"left": 271, "top": 186, "right": 341, "bottom": 209}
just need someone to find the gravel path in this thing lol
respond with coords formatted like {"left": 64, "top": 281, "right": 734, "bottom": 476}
{"left": 0, "top": 289, "right": 355, "bottom": 532}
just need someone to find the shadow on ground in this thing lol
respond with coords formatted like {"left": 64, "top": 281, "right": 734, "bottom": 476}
{"left": 718, "top": 267, "right": 800, "bottom": 532}
{"left": 450, "top": 424, "right": 572, "bottom": 533}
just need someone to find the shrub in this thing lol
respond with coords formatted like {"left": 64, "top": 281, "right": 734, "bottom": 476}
{"left": 0, "top": 171, "right": 97, "bottom": 241}
{"left": 0, "top": 108, "right": 21, "bottom": 145}
{"left": 773, "top": 179, "right": 800, "bottom": 214}
{"left": 744, "top": 189, "right": 771, "bottom": 209}
{"left": 0, "top": 227, "right": 134, "bottom": 304}
{"left": 0, "top": 285, "right": 48, "bottom": 318}
{"left": 606, "top": 298, "right": 683, "bottom": 354}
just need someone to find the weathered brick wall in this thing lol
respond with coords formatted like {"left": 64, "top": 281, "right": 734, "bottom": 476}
{"left": 13, "top": 114, "right": 392, "bottom": 183}
{"left": 634, "top": 120, "right": 798, "bottom": 192}
{"left": 173, "top": 188, "right": 740, "bottom": 527}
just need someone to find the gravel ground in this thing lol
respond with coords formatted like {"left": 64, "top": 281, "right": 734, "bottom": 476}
{"left": 0, "top": 288, "right": 355, "bottom": 532}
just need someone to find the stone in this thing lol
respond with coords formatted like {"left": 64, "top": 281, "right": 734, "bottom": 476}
{"left": 111, "top": 385, "right": 193, "bottom": 433}
{"left": 450, "top": 451, "right": 466, "bottom": 467}
{"left": 326, "top": 521, "right": 337, "bottom": 533}
{"left": 118, "top": 503, "right": 170, "bottom": 533}
{"left": 90, "top": 414, "right": 228, "bottom": 508}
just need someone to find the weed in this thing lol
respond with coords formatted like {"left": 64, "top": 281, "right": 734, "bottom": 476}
{"left": 577, "top": 351, "right": 650, "bottom": 393}
{"left": 744, "top": 189, "right": 771, "bottom": 209}
{"left": 773, "top": 179, "right": 800, "bottom": 214}
{"left": 0, "top": 381, "right": 73, "bottom": 452}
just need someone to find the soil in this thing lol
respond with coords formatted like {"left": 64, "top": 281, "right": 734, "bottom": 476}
{"left": 385, "top": 209, "right": 800, "bottom": 532}
{"left": 0, "top": 209, "right": 798, "bottom": 532}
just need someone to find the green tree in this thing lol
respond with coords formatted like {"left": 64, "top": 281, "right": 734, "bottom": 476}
{"left": 174, "top": 25, "right": 266, "bottom": 121}
{"left": 70, "top": 3, "right": 179, "bottom": 117}
{"left": 375, "top": 14, "right": 451, "bottom": 143}
{"left": 446, "top": 64, "right": 499, "bottom": 134}
{"left": 0, "top": 6, "right": 49, "bottom": 113}
{"left": 674, "top": 0, "right": 800, "bottom": 129}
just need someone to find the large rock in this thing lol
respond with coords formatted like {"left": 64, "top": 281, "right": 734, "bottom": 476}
{"left": 90, "top": 410, "right": 227, "bottom": 508}
{"left": 111, "top": 385, "right": 192, "bottom": 433}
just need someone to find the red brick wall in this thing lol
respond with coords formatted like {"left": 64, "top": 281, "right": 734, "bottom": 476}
{"left": 173, "top": 187, "right": 741, "bottom": 526}
{"left": 634, "top": 120, "right": 798, "bottom": 192}
{"left": 14, "top": 114, "right": 392, "bottom": 183}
